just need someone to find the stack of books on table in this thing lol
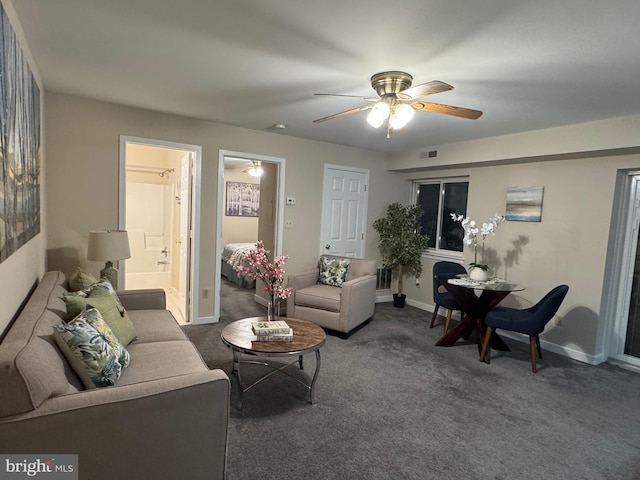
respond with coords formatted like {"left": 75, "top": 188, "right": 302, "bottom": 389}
{"left": 251, "top": 320, "right": 293, "bottom": 342}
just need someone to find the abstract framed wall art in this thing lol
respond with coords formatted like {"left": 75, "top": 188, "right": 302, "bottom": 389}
{"left": 505, "top": 186, "right": 544, "bottom": 222}
{"left": 0, "top": 5, "right": 41, "bottom": 263}
{"left": 225, "top": 181, "right": 260, "bottom": 217}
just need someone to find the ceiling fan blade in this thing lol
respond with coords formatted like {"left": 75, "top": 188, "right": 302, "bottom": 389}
{"left": 314, "top": 93, "right": 379, "bottom": 101}
{"left": 313, "top": 105, "right": 373, "bottom": 123}
{"left": 398, "top": 80, "right": 453, "bottom": 100}
{"left": 411, "top": 101, "right": 483, "bottom": 119}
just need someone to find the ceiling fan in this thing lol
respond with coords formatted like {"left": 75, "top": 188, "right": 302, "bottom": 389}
{"left": 313, "top": 71, "right": 482, "bottom": 138}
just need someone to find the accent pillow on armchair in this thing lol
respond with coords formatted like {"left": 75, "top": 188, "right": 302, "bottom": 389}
{"left": 318, "top": 256, "right": 350, "bottom": 287}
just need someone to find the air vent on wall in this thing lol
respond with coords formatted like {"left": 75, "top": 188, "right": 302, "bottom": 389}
{"left": 419, "top": 150, "right": 438, "bottom": 159}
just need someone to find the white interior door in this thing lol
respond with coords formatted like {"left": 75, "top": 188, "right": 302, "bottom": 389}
{"left": 320, "top": 165, "right": 369, "bottom": 257}
{"left": 177, "top": 153, "right": 191, "bottom": 319}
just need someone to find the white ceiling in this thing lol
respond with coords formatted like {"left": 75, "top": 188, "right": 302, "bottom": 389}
{"left": 10, "top": 0, "right": 640, "bottom": 153}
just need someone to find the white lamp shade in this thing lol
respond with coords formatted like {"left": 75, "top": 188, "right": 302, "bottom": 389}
{"left": 366, "top": 101, "right": 391, "bottom": 128}
{"left": 389, "top": 103, "right": 415, "bottom": 130}
{"left": 87, "top": 230, "right": 131, "bottom": 261}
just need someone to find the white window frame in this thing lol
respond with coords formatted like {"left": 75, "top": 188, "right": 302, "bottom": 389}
{"left": 412, "top": 176, "right": 468, "bottom": 261}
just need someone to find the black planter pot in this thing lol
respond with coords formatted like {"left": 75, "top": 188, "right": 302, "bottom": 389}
{"left": 393, "top": 293, "right": 406, "bottom": 308}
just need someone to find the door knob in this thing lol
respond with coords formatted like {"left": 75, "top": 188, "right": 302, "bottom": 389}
{"left": 324, "top": 243, "right": 331, "bottom": 250}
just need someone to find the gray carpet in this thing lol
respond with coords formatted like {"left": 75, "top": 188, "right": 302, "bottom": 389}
{"left": 182, "top": 280, "right": 640, "bottom": 480}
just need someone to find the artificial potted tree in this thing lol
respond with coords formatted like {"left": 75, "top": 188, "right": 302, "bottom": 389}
{"left": 373, "top": 203, "right": 430, "bottom": 308}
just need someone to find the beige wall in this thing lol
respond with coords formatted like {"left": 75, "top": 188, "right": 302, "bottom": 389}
{"left": 221, "top": 168, "right": 259, "bottom": 246}
{"left": 392, "top": 119, "right": 640, "bottom": 362}
{"left": 0, "top": 0, "right": 46, "bottom": 334}
{"left": 387, "top": 114, "right": 640, "bottom": 171}
{"left": 44, "top": 92, "right": 408, "bottom": 323}
{"left": 257, "top": 162, "right": 278, "bottom": 256}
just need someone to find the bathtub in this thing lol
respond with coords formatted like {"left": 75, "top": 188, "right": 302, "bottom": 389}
{"left": 125, "top": 271, "right": 171, "bottom": 291}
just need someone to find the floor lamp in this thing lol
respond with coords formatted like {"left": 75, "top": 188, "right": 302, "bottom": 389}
{"left": 87, "top": 230, "right": 131, "bottom": 289}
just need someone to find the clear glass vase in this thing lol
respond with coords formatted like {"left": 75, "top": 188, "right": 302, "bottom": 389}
{"left": 267, "top": 295, "right": 280, "bottom": 321}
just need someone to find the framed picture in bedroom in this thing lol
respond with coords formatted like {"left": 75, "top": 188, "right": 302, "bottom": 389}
{"left": 225, "top": 181, "right": 260, "bottom": 217}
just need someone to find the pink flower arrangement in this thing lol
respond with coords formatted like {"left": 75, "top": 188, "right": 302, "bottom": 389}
{"left": 235, "top": 241, "right": 292, "bottom": 300}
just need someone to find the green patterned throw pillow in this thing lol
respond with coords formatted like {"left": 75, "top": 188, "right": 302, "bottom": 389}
{"left": 66, "top": 278, "right": 125, "bottom": 310}
{"left": 68, "top": 267, "right": 99, "bottom": 291}
{"left": 63, "top": 288, "right": 137, "bottom": 345}
{"left": 318, "top": 256, "right": 351, "bottom": 287}
{"left": 64, "top": 278, "right": 136, "bottom": 344}
{"left": 53, "top": 307, "right": 131, "bottom": 389}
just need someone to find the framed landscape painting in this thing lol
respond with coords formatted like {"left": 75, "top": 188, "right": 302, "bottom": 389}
{"left": 225, "top": 181, "right": 260, "bottom": 217}
{"left": 0, "top": 4, "right": 42, "bottom": 263}
{"left": 505, "top": 186, "right": 544, "bottom": 222}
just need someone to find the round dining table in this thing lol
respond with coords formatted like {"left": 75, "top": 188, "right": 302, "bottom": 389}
{"left": 434, "top": 275, "right": 524, "bottom": 360}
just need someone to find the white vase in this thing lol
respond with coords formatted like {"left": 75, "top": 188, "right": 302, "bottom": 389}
{"left": 469, "top": 267, "right": 489, "bottom": 282}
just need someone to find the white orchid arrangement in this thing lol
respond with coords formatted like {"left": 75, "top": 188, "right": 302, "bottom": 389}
{"left": 451, "top": 213, "right": 505, "bottom": 270}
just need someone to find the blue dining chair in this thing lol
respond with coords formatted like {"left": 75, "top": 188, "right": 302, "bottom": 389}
{"left": 480, "top": 285, "right": 569, "bottom": 372}
{"left": 430, "top": 261, "right": 467, "bottom": 333}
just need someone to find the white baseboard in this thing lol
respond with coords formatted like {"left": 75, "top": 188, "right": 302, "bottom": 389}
{"left": 253, "top": 294, "right": 267, "bottom": 306}
{"left": 497, "top": 330, "right": 607, "bottom": 365}
{"left": 405, "top": 298, "right": 463, "bottom": 321}
{"left": 253, "top": 293, "right": 286, "bottom": 315}
{"left": 401, "top": 301, "right": 603, "bottom": 366}
{"left": 192, "top": 315, "right": 217, "bottom": 325}
{"left": 376, "top": 293, "right": 393, "bottom": 303}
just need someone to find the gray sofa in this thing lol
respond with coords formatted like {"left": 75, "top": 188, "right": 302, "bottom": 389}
{"left": 0, "top": 271, "right": 230, "bottom": 480}
{"left": 287, "top": 255, "right": 377, "bottom": 335}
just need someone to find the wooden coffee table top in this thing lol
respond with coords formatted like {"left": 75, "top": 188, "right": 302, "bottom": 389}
{"left": 221, "top": 317, "right": 326, "bottom": 355}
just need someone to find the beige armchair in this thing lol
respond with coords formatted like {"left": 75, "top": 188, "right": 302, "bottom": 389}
{"left": 287, "top": 255, "right": 377, "bottom": 336}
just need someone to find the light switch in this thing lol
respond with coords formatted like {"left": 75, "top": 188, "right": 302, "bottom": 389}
{"left": 286, "top": 197, "right": 296, "bottom": 206}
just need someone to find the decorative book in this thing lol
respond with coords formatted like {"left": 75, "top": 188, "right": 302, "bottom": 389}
{"left": 251, "top": 320, "right": 291, "bottom": 335}
{"left": 255, "top": 328, "right": 294, "bottom": 342}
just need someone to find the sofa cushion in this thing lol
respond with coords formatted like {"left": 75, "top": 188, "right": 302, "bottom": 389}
{"left": 295, "top": 284, "right": 342, "bottom": 312}
{"left": 64, "top": 289, "right": 137, "bottom": 345}
{"left": 127, "top": 309, "right": 188, "bottom": 343}
{"left": 53, "top": 307, "right": 131, "bottom": 389}
{"left": 117, "top": 340, "right": 208, "bottom": 386}
{"left": 68, "top": 267, "right": 99, "bottom": 291}
{"left": 318, "top": 256, "right": 350, "bottom": 287}
{"left": 0, "top": 272, "right": 84, "bottom": 418}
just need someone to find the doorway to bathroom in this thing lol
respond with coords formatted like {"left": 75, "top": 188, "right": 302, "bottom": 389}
{"left": 119, "top": 136, "right": 201, "bottom": 324}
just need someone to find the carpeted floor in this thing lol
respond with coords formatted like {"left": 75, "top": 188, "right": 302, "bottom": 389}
{"left": 182, "top": 280, "right": 640, "bottom": 480}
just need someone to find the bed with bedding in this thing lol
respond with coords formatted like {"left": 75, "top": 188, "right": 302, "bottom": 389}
{"left": 221, "top": 242, "right": 256, "bottom": 288}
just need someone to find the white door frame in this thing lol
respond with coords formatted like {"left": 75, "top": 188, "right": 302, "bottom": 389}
{"left": 119, "top": 135, "right": 202, "bottom": 324}
{"left": 215, "top": 150, "right": 286, "bottom": 319}
{"left": 319, "top": 164, "right": 369, "bottom": 257}
{"left": 604, "top": 171, "right": 640, "bottom": 369}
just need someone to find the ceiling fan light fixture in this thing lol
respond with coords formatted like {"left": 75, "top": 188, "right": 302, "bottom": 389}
{"left": 366, "top": 101, "right": 390, "bottom": 128}
{"left": 389, "top": 103, "right": 415, "bottom": 130}
{"left": 314, "top": 71, "right": 482, "bottom": 136}
{"left": 248, "top": 161, "right": 264, "bottom": 177}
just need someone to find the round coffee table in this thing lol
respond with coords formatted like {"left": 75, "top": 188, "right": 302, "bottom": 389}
{"left": 221, "top": 317, "right": 326, "bottom": 409}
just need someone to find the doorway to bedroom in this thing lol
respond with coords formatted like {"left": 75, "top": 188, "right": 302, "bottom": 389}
{"left": 215, "top": 150, "right": 285, "bottom": 321}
